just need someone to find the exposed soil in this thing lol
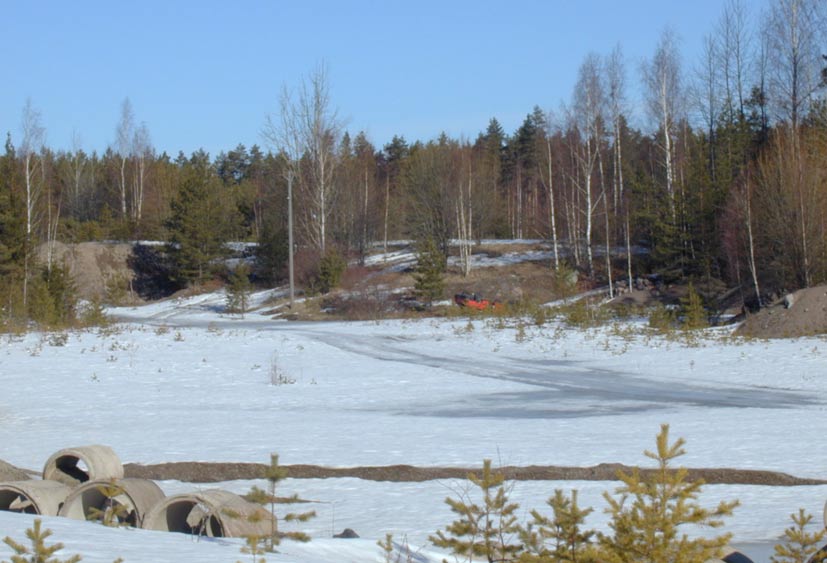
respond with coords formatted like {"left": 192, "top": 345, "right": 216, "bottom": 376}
{"left": 0, "top": 460, "right": 34, "bottom": 481}
{"left": 37, "top": 241, "right": 136, "bottom": 302}
{"left": 122, "top": 461, "right": 827, "bottom": 487}
{"left": 736, "top": 285, "right": 827, "bottom": 338}
{"left": 46, "top": 241, "right": 827, "bottom": 338}
{"left": 3, "top": 456, "right": 821, "bottom": 486}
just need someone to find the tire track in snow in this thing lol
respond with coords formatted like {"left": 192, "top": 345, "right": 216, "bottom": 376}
{"left": 296, "top": 329, "right": 819, "bottom": 418}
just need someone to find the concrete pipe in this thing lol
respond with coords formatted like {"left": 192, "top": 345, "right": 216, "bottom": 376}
{"left": 58, "top": 478, "right": 165, "bottom": 528}
{"left": 42, "top": 445, "right": 124, "bottom": 487}
{"left": 0, "top": 480, "right": 72, "bottom": 516}
{"left": 142, "top": 489, "right": 273, "bottom": 538}
{"left": 705, "top": 546, "right": 754, "bottom": 563}
{"left": 808, "top": 543, "right": 827, "bottom": 563}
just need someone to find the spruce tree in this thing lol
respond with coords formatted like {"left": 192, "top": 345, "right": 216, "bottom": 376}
{"left": 599, "top": 424, "right": 738, "bottom": 563}
{"left": 771, "top": 509, "right": 827, "bottom": 563}
{"left": 430, "top": 459, "right": 522, "bottom": 563}
{"left": 413, "top": 238, "right": 445, "bottom": 306}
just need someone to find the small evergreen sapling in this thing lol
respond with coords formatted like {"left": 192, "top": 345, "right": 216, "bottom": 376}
{"left": 520, "top": 489, "right": 596, "bottom": 563}
{"left": 680, "top": 283, "right": 708, "bottom": 330}
{"left": 245, "top": 454, "right": 316, "bottom": 552}
{"left": 413, "top": 238, "right": 445, "bottom": 306}
{"left": 430, "top": 459, "right": 522, "bottom": 563}
{"left": 317, "top": 250, "right": 346, "bottom": 294}
{"left": 226, "top": 262, "right": 253, "bottom": 317}
{"left": 86, "top": 479, "right": 132, "bottom": 527}
{"left": 2, "top": 518, "right": 82, "bottom": 563}
{"left": 599, "top": 424, "right": 739, "bottom": 563}
{"left": 771, "top": 509, "right": 827, "bottom": 563}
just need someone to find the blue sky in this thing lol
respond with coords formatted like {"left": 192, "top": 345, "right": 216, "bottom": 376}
{"left": 1, "top": 0, "right": 749, "bottom": 157}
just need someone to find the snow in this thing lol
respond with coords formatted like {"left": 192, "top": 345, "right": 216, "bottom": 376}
{"left": 1, "top": 291, "right": 826, "bottom": 562}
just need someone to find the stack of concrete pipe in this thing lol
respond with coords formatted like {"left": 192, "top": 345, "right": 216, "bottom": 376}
{"left": 0, "top": 445, "right": 272, "bottom": 538}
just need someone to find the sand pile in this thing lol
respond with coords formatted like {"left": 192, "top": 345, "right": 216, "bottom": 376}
{"left": 36, "top": 242, "right": 135, "bottom": 301}
{"left": 736, "top": 284, "right": 827, "bottom": 338}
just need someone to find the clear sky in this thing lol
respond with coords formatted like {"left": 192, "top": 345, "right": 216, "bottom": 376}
{"left": 1, "top": 0, "right": 751, "bottom": 157}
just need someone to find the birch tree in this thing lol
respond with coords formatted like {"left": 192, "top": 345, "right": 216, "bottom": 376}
{"left": 607, "top": 45, "right": 631, "bottom": 288}
{"left": 115, "top": 98, "right": 134, "bottom": 219}
{"left": 540, "top": 111, "right": 561, "bottom": 272}
{"left": 456, "top": 142, "right": 474, "bottom": 277}
{"left": 131, "top": 122, "right": 152, "bottom": 223}
{"left": 764, "top": 0, "right": 824, "bottom": 130}
{"left": 642, "top": 29, "right": 683, "bottom": 218}
{"left": 717, "top": 0, "right": 753, "bottom": 123}
{"left": 262, "top": 83, "right": 304, "bottom": 306}
{"left": 571, "top": 53, "right": 606, "bottom": 278}
{"left": 19, "top": 98, "right": 46, "bottom": 307}
{"left": 296, "top": 63, "right": 343, "bottom": 254}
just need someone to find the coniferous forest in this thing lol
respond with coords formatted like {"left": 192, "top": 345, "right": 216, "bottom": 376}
{"left": 2, "top": 0, "right": 827, "bottom": 325}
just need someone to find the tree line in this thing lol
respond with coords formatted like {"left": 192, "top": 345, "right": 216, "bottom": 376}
{"left": 1, "top": 0, "right": 826, "bottom": 326}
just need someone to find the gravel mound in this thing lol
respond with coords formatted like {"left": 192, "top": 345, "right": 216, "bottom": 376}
{"left": 0, "top": 460, "right": 33, "bottom": 481}
{"left": 736, "top": 285, "right": 827, "bottom": 338}
{"left": 36, "top": 241, "right": 135, "bottom": 301}
{"left": 124, "top": 461, "right": 826, "bottom": 487}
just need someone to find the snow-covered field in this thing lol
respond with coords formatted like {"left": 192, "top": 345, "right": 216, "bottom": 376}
{"left": 1, "top": 289, "right": 826, "bottom": 562}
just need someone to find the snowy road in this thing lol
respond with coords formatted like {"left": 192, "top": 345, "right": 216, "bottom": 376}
{"left": 2, "top": 294, "right": 826, "bottom": 562}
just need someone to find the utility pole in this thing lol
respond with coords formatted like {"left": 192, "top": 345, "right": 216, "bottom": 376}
{"left": 287, "top": 172, "right": 295, "bottom": 307}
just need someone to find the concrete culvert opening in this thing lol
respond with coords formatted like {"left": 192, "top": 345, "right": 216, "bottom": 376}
{"left": 0, "top": 481, "right": 72, "bottom": 516}
{"left": 43, "top": 446, "right": 124, "bottom": 487}
{"left": 58, "top": 479, "right": 165, "bottom": 528}
{"left": 143, "top": 489, "right": 273, "bottom": 538}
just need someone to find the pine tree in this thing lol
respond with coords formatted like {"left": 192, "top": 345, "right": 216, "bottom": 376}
{"left": 27, "top": 264, "right": 78, "bottom": 328}
{"left": 680, "top": 283, "right": 708, "bottom": 330}
{"left": 86, "top": 480, "right": 132, "bottom": 527}
{"left": 226, "top": 262, "right": 252, "bottom": 317}
{"left": 256, "top": 220, "right": 288, "bottom": 286}
{"left": 166, "top": 152, "right": 235, "bottom": 285}
{"left": 0, "top": 134, "right": 25, "bottom": 324}
{"left": 236, "top": 534, "right": 268, "bottom": 563}
{"left": 599, "top": 424, "right": 738, "bottom": 563}
{"left": 317, "top": 250, "right": 346, "bottom": 294}
{"left": 2, "top": 518, "right": 82, "bottom": 563}
{"left": 771, "top": 509, "right": 827, "bottom": 563}
{"left": 413, "top": 237, "right": 445, "bottom": 306}
{"left": 520, "top": 489, "right": 596, "bottom": 563}
{"left": 245, "top": 454, "right": 315, "bottom": 551}
{"left": 430, "top": 459, "right": 522, "bottom": 563}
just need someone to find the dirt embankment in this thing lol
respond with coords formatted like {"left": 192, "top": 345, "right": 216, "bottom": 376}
{"left": 0, "top": 460, "right": 36, "bottom": 481}
{"left": 736, "top": 285, "right": 827, "bottom": 338}
{"left": 3, "top": 456, "right": 822, "bottom": 487}
{"left": 37, "top": 242, "right": 135, "bottom": 301}
{"left": 122, "top": 461, "right": 827, "bottom": 487}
